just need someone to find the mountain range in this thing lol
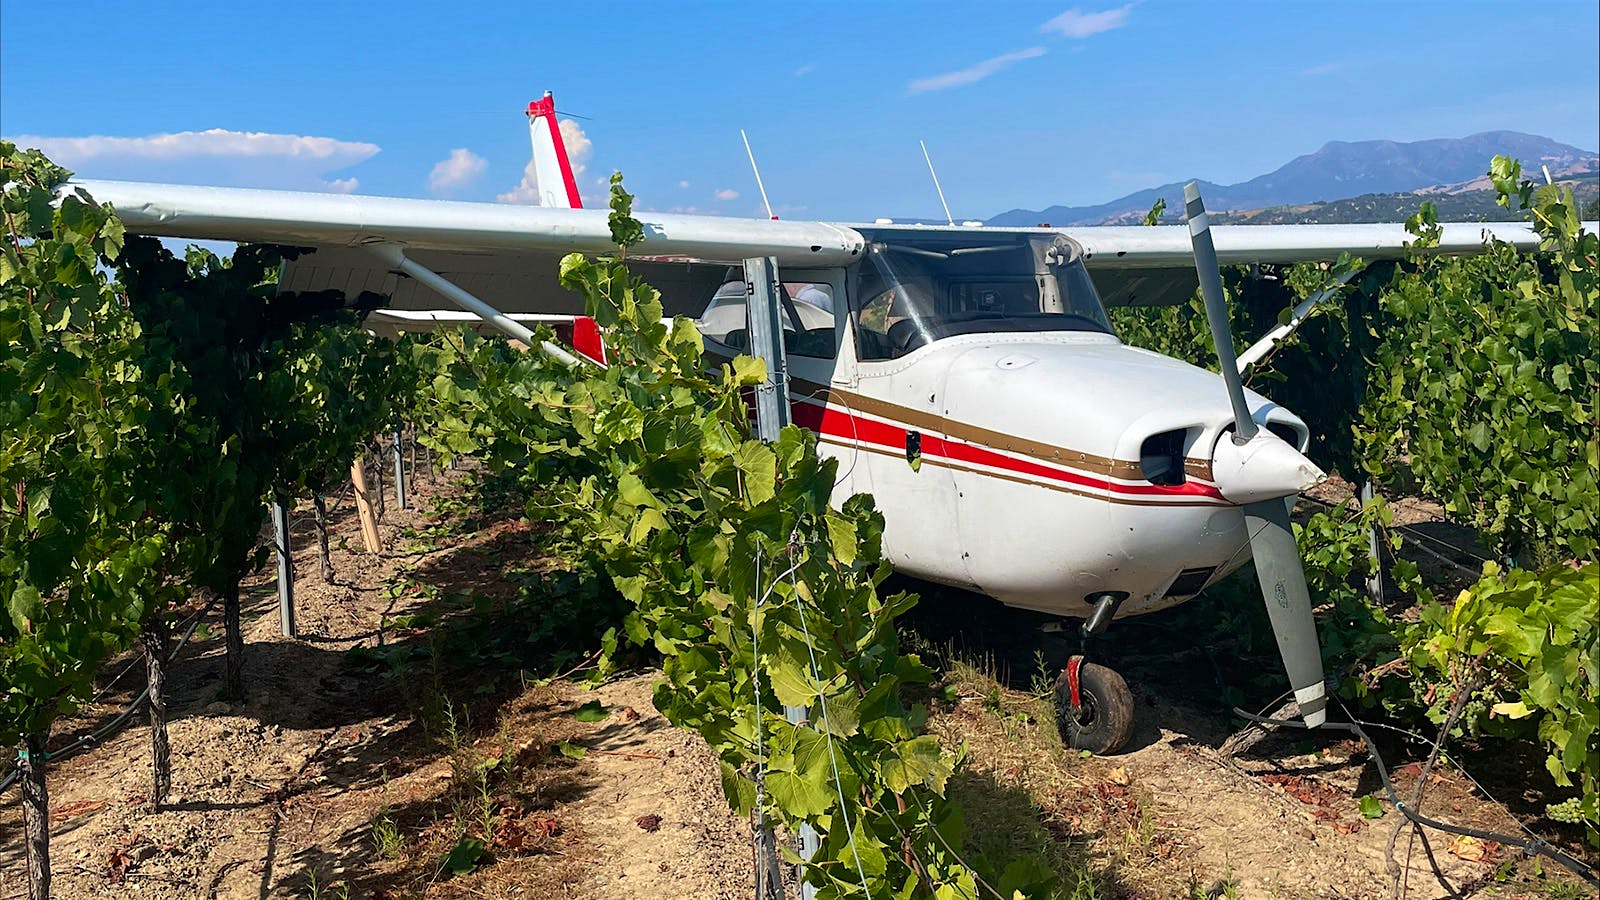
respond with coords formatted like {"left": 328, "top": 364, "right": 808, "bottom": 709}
{"left": 987, "top": 131, "right": 1598, "bottom": 227}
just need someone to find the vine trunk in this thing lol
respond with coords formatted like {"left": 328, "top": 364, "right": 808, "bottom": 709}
{"left": 224, "top": 580, "right": 244, "bottom": 700}
{"left": 19, "top": 733, "right": 49, "bottom": 900}
{"left": 143, "top": 612, "right": 171, "bottom": 808}
{"left": 313, "top": 493, "right": 333, "bottom": 583}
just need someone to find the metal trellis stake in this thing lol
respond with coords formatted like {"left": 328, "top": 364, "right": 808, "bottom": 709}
{"left": 1345, "top": 282, "right": 1385, "bottom": 607}
{"left": 743, "top": 256, "right": 819, "bottom": 900}
{"left": 272, "top": 495, "right": 296, "bottom": 637}
{"left": 393, "top": 425, "right": 408, "bottom": 511}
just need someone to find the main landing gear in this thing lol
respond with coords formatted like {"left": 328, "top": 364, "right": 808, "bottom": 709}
{"left": 1052, "top": 592, "right": 1135, "bottom": 755}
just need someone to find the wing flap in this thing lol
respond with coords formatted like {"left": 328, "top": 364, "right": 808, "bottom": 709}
{"left": 280, "top": 245, "right": 729, "bottom": 319}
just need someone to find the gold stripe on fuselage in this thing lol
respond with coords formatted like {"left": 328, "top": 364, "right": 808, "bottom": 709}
{"left": 793, "top": 378, "right": 1216, "bottom": 485}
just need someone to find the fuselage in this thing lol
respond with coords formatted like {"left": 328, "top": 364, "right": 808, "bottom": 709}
{"left": 795, "top": 331, "right": 1308, "bottom": 618}
{"left": 695, "top": 226, "right": 1316, "bottom": 621}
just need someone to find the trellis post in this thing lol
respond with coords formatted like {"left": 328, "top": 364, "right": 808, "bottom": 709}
{"left": 744, "top": 255, "right": 819, "bottom": 900}
{"left": 392, "top": 424, "right": 408, "bottom": 510}
{"left": 272, "top": 495, "right": 296, "bottom": 637}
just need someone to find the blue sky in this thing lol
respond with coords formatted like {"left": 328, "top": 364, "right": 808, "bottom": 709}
{"left": 2, "top": 1, "right": 1596, "bottom": 221}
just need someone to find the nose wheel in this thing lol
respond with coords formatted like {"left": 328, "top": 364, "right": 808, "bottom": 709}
{"left": 1054, "top": 655, "right": 1134, "bottom": 755}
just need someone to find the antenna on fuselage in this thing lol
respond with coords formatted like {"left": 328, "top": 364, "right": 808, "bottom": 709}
{"left": 920, "top": 139, "right": 955, "bottom": 227}
{"left": 740, "top": 129, "right": 778, "bottom": 220}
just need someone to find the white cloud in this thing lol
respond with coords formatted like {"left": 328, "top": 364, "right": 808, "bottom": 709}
{"left": 1039, "top": 4, "right": 1136, "bottom": 38}
{"left": 907, "top": 47, "right": 1047, "bottom": 95}
{"left": 714, "top": 188, "right": 740, "bottom": 201}
{"left": 427, "top": 148, "right": 487, "bottom": 196}
{"left": 8, "top": 128, "right": 380, "bottom": 164}
{"left": 4, "top": 128, "right": 378, "bottom": 191}
{"left": 1302, "top": 61, "right": 1345, "bottom": 76}
{"left": 794, "top": 64, "right": 816, "bottom": 77}
{"left": 679, "top": 180, "right": 691, "bottom": 189}
{"left": 498, "top": 118, "right": 594, "bottom": 205}
{"left": 324, "top": 177, "right": 359, "bottom": 194}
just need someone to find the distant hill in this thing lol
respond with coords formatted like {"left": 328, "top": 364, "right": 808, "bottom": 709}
{"left": 987, "top": 131, "right": 1598, "bottom": 227}
{"left": 1205, "top": 158, "right": 1599, "bottom": 225}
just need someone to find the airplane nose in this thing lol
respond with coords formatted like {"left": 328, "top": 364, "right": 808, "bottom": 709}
{"left": 1210, "top": 430, "right": 1326, "bottom": 504}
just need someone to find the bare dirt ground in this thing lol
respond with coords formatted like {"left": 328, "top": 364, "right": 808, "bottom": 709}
{"left": 905, "top": 577, "right": 1596, "bottom": 900}
{"left": 0, "top": 462, "right": 752, "bottom": 900}
{"left": 2, "top": 463, "right": 1591, "bottom": 900}
{"left": 935, "top": 674, "right": 1576, "bottom": 899}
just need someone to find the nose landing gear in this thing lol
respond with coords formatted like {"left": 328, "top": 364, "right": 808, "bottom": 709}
{"left": 1053, "top": 592, "right": 1135, "bottom": 754}
{"left": 1055, "top": 656, "right": 1135, "bottom": 754}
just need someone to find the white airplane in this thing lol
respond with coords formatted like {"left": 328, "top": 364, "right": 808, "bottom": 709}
{"left": 60, "top": 94, "right": 1590, "bottom": 753}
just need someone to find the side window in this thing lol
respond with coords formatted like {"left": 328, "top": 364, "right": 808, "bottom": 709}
{"left": 854, "top": 285, "right": 895, "bottom": 361}
{"left": 784, "top": 283, "right": 836, "bottom": 358}
{"left": 694, "top": 280, "right": 838, "bottom": 359}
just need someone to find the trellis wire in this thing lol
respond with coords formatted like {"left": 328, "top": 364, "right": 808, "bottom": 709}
{"left": 782, "top": 535, "right": 871, "bottom": 896}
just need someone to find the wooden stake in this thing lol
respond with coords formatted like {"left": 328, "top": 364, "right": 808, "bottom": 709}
{"left": 351, "top": 455, "right": 383, "bottom": 553}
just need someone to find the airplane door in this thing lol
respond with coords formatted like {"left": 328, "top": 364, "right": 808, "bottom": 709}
{"left": 844, "top": 284, "right": 975, "bottom": 589}
{"left": 779, "top": 270, "right": 860, "bottom": 506}
{"left": 689, "top": 268, "right": 858, "bottom": 503}
{"left": 849, "top": 364, "right": 973, "bottom": 589}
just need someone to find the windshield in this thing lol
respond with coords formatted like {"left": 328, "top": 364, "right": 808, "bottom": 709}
{"left": 851, "top": 231, "right": 1112, "bottom": 360}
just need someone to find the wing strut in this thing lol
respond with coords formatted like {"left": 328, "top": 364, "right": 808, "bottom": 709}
{"left": 1235, "top": 265, "right": 1362, "bottom": 375}
{"left": 363, "top": 243, "right": 581, "bottom": 365}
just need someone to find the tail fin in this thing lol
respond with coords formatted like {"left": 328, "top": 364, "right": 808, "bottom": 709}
{"left": 525, "top": 92, "right": 582, "bottom": 209}
{"left": 527, "top": 92, "right": 604, "bottom": 365}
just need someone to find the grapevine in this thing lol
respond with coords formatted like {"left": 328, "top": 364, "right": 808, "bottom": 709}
{"left": 1359, "top": 157, "right": 1598, "bottom": 564}
{"left": 3, "top": 143, "right": 414, "bottom": 897}
{"left": 408, "top": 174, "right": 1035, "bottom": 897}
{"left": 2, "top": 142, "right": 167, "bottom": 899}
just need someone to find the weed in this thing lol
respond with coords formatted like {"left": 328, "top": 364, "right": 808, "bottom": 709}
{"left": 301, "top": 870, "right": 351, "bottom": 900}
{"left": 371, "top": 805, "right": 404, "bottom": 860}
{"left": 1542, "top": 876, "right": 1597, "bottom": 900}
{"left": 1028, "top": 649, "right": 1054, "bottom": 702}
{"left": 441, "top": 697, "right": 468, "bottom": 756}
{"left": 476, "top": 772, "right": 498, "bottom": 842}
{"left": 496, "top": 716, "right": 522, "bottom": 794}
{"left": 1132, "top": 802, "right": 1158, "bottom": 856}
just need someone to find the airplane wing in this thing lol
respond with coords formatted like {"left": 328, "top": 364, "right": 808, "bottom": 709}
{"left": 1062, "top": 221, "right": 1567, "bottom": 306}
{"left": 71, "top": 179, "right": 864, "bottom": 326}
{"left": 74, "top": 180, "right": 863, "bottom": 266}
{"left": 1068, "top": 221, "right": 1553, "bottom": 267}
{"left": 68, "top": 179, "right": 1591, "bottom": 316}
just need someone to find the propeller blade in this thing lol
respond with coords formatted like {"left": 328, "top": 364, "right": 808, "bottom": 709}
{"left": 1244, "top": 499, "right": 1328, "bottom": 727}
{"left": 1184, "top": 181, "right": 1257, "bottom": 443}
{"left": 1187, "top": 181, "right": 1327, "bottom": 728}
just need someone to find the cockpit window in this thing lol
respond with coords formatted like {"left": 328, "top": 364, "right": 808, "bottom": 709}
{"left": 851, "top": 232, "right": 1112, "bottom": 361}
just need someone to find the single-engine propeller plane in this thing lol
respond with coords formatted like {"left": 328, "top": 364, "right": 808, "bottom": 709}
{"left": 60, "top": 93, "right": 1593, "bottom": 753}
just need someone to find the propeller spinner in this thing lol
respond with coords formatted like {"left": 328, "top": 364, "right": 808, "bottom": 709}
{"left": 1185, "top": 182, "right": 1330, "bottom": 728}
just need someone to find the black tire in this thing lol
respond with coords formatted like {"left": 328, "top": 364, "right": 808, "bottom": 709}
{"left": 1054, "top": 661, "right": 1135, "bottom": 755}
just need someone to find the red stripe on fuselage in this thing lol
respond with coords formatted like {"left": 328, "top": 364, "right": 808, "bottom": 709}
{"left": 788, "top": 396, "right": 1224, "bottom": 501}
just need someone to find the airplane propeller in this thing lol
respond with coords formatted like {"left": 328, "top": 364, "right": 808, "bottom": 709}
{"left": 1184, "top": 182, "right": 1329, "bottom": 728}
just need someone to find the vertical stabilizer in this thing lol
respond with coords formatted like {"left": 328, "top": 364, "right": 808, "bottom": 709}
{"left": 527, "top": 91, "right": 603, "bottom": 364}
{"left": 525, "top": 92, "right": 583, "bottom": 209}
